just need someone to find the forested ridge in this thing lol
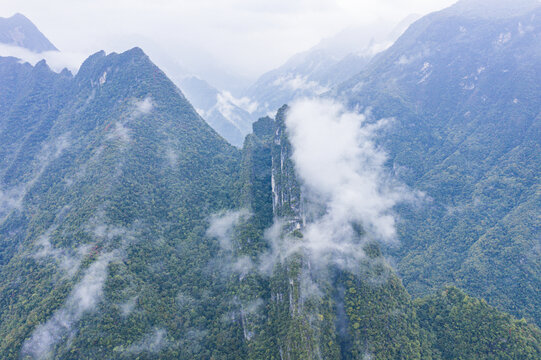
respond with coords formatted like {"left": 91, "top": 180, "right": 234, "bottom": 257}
{"left": 337, "top": 0, "right": 541, "bottom": 326}
{"left": 0, "top": 1, "right": 540, "bottom": 358}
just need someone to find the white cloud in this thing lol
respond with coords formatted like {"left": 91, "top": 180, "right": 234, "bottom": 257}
{"left": 0, "top": 187, "right": 25, "bottom": 218}
{"left": 284, "top": 98, "right": 421, "bottom": 268}
{"left": 258, "top": 220, "right": 303, "bottom": 275}
{"left": 22, "top": 252, "right": 116, "bottom": 359}
{"left": 22, "top": 212, "right": 140, "bottom": 358}
{"left": 215, "top": 93, "right": 242, "bottom": 130}
{"left": 124, "top": 328, "right": 168, "bottom": 354}
{"left": 272, "top": 74, "right": 330, "bottom": 95}
{"left": 218, "top": 91, "right": 258, "bottom": 114}
{"left": 85, "top": 213, "right": 138, "bottom": 248}
{"left": 105, "top": 97, "right": 154, "bottom": 144}
{"left": 33, "top": 226, "right": 91, "bottom": 278}
{"left": 120, "top": 296, "right": 138, "bottom": 317}
{"left": 164, "top": 146, "right": 179, "bottom": 168}
{"left": 135, "top": 96, "right": 154, "bottom": 114}
{"left": 0, "top": 134, "right": 70, "bottom": 224}
{"left": 106, "top": 122, "right": 131, "bottom": 143}
{"left": 207, "top": 209, "right": 251, "bottom": 251}
{"left": 0, "top": 43, "right": 86, "bottom": 73}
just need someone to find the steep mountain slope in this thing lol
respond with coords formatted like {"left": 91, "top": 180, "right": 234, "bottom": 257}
{"left": 336, "top": 0, "right": 541, "bottom": 324}
{"left": 415, "top": 287, "right": 541, "bottom": 359}
{"left": 0, "top": 48, "right": 243, "bottom": 359}
{"left": 236, "top": 110, "right": 423, "bottom": 360}
{"left": 0, "top": 47, "right": 539, "bottom": 358}
{"left": 0, "top": 13, "right": 57, "bottom": 52}
{"left": 215, "top": 110, "right": 540, "bottom": 360}
{"left": 179, "top": 76, "right": 254, "bottom": 147}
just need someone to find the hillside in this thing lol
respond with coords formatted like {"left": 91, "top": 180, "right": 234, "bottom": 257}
{"left": 0, "top": 1, "right": 540, "bottom": 358}
{"left": 336, "top": 0, "right": 541, "bottom": 324}
{"left": 0, "top": 48, "right": 242, "bottom": 359}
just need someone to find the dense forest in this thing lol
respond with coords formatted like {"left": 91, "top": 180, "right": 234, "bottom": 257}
{"left": 0, "top": 0, "right": 540, "bottom": 358}
{"left": 337, "top": 0, "right": 541, "bottom": 325}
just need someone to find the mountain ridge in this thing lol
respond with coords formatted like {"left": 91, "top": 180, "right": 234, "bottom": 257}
{"left": 335, "top": 0, "right": 541, "bottom": 325}
{"left": 0, "top": 2, "right": 539, "bottom": 358}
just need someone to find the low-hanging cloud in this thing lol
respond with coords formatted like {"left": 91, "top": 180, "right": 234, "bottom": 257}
{"left": 0, "top": 43, "right": 86, "bottom": 73}
{"left": 105, "top": 97, "right": 154, "bottom": 144}
{"left": 284, "top": 98, "right": 421, "bottom": 268}
{"left": 124, "top": 328, "right": 168, "bottom": 355}
{"left": 22, "top": 211, "right": 140, "bottom": 359}
{"left": 205, "top": 209, "right": 259, "bottom": 281}
{"left": 272, "top": 74, "right": 330, "bottom": 95}
{"left": 22, "top": 251, "right": 116, "bottom": 359}
{"left": 135, "top": 96, "right": 154, "bottom": 114}
{"left": 206, "top": 209, "right": 251, "bottom": 252}
{"left": 207, "top": 99, "right": 420, "bottom": 273}
{"left": 0, "top": 134, "right": 70, "bottom": 225}
{"left": 33, "top": 226, "right": 91, "bottom": 278}
{"left": 106, "top": 122, "right": 131, "bottom": 143}
{"left": 217, "top": 91, "right": 259, "bottom": 114}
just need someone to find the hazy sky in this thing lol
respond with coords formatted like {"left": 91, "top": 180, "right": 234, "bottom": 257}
{"left": 1, "top": 0, "right": 456, "bottom": 85}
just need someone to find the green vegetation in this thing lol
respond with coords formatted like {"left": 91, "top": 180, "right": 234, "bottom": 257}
{"left": 0, "top": 39, "right": 539, "bottom": 358}
{"left": 415, "top": 287, "right": 541, "bottom": 359}
{"left": 338, "top": 3, "right": 541, "bottom": 325}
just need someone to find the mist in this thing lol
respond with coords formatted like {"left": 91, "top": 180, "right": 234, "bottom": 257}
{"left": 1, "top": 0, "right": 456, "bottom": 88}
{"left": 284, "top": 98, "right": 421, "bottom": 268}
{"left": 125, "top": 328, "right": 168, "bottom": 355}
{"left": 22, "top": 252, "right": 116, "bottom": 359}
{"left": 0, "top": 134, "right": 70, "bottom": 225}
{"left": 0, "top": 43, "right": 85, "bottom": 73}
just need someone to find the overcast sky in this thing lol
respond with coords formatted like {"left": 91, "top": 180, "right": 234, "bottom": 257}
{"left": 1, "top": 0, "right": 457, "bottom": 86}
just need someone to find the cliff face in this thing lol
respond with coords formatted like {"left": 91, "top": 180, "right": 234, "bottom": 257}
{"left": 235, "top": 109, "right": 424, "bottom": 360}
{"left": 234, "top": 103, "right": 541, "bottom": 359}
{"left": 270, "top": 105, "right": 303, "bottom": 229}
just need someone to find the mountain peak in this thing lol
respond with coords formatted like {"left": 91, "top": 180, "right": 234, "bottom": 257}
{"left": 123, "top": 46, "right": 147, "bottom": 58}
{"left": 0, "top": 12, "right": 57, "bottom": 52}
{"left": 76, "top": 48, "right": 154, "bottom": 83}
{"left": 10, "top": 13, "right": 30, "bottom": 21}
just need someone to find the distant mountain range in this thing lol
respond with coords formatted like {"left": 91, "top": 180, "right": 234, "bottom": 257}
{"left": 0, "top": 13, "right": 253, "bottom": 147}
{"left": 243, "top": 14, "right": 420, "bottom": 120}
{"left": 0, "top": 12, "right": 419, "bottom": 148}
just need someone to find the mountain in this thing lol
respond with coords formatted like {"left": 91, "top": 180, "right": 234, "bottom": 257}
{"left": 105, "top": 35, "right": 255, "bottom": 147}
{"left": 221, "top": 110, "right": 540, "bottom": 360}
{"left": 179, "top": 76, "right": 254, "bottom": 147}
{"left": 336, "top": 0, "right": 541, "bottom": 325}
{"left": 0, "top": 48, "right": 242, "bottom": 359}
{"left": 0, "top": 1, "right": 540, "bottom": 358}
{"left": 0, "top": 14, "right": 250, "bottom": 148}
{"left": 0, "top": 45, "right": 538, "bottom": 359}
{"left": 415, "top": 286, "right": 541, "bottom": 359}
{"left": 244, "top": 15, "right": 419, "bottom": 118}
{"left": 0, "top": 13, "right": 57, "bottom": 52}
